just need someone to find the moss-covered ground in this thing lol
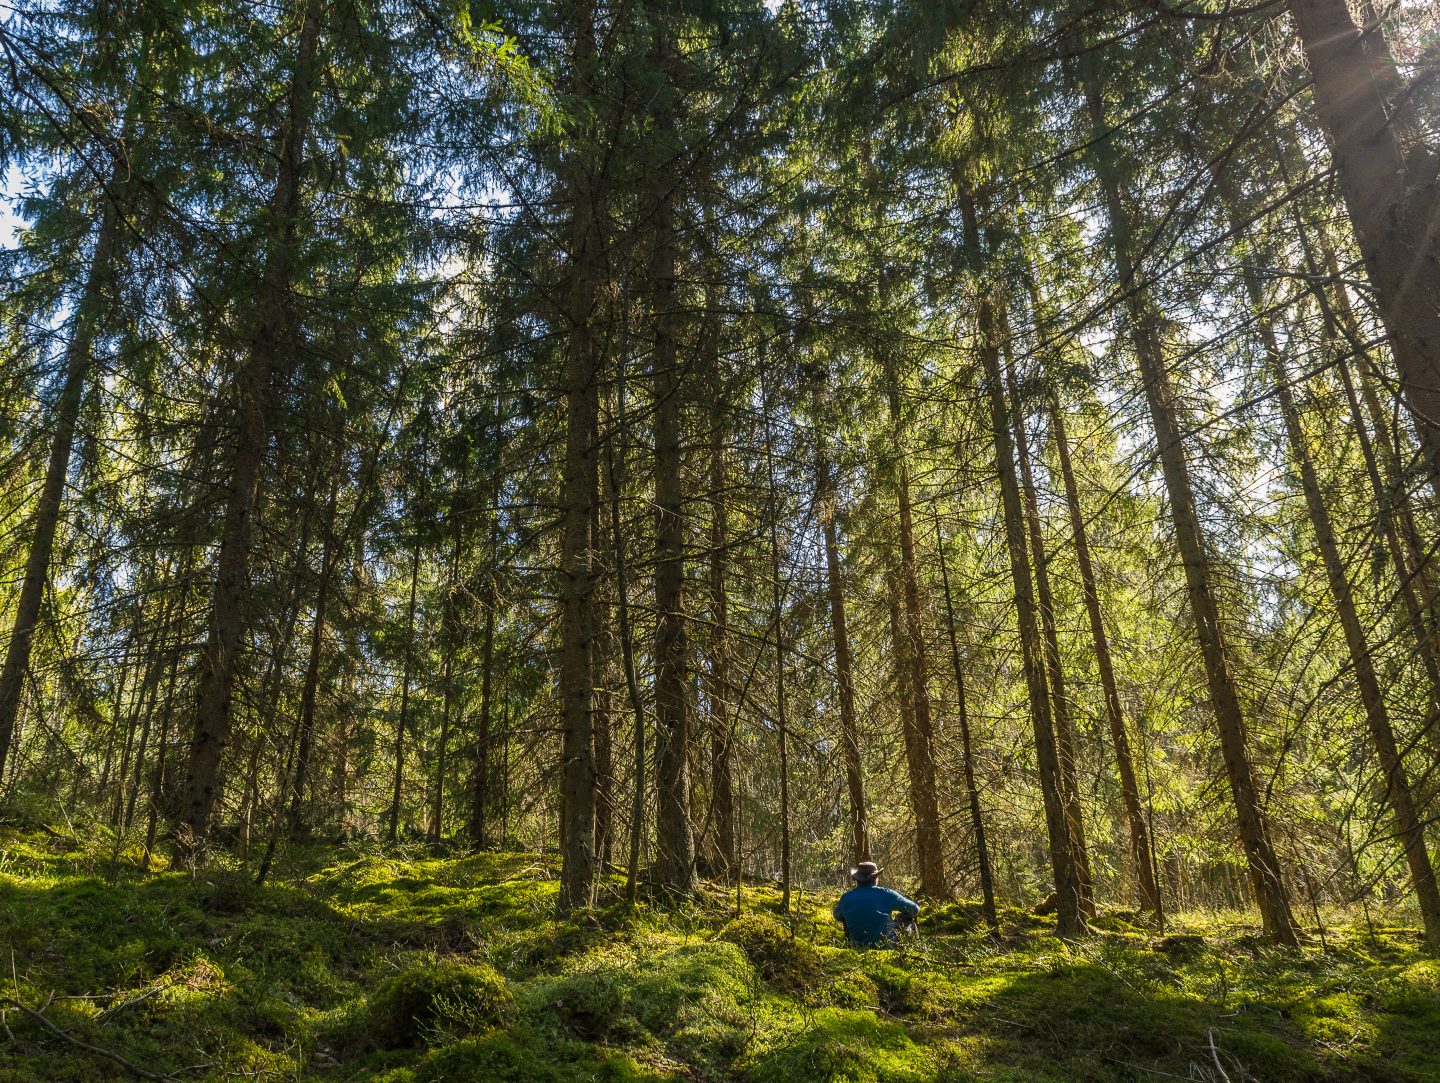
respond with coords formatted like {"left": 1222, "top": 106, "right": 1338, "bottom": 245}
{"left": 3, "top": 829, "right": 1439, "bottom": 1081}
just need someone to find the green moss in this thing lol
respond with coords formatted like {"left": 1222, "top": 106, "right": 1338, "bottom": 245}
{"left": 541, "top": 939, "right": 754, "bottom": 1068}
{"left": 743, "top": 1007, "right": 934, "bottom": 1082}
{"left": 8, "top": 827, "right": 1440, "bottom": 1082}
{"left": 369, "top": 957, "right": 511, "bottom": 1048}
{"left": 416, "top": 1030, "right": 672, "bottom": 1082}
{"left": 719, "top": 911, "right": 824, "bottom": 993}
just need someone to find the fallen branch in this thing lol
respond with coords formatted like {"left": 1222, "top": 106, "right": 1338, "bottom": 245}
{"left": 1207, "top": 1028, "right": 1234, "bottom": 1083}
{"left": 0, "top": 995, "right": 174, "bottom": 1081}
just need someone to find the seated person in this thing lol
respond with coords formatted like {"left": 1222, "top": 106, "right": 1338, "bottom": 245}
{"left": 832, "top": 861, "right": 920, "bottom": 947}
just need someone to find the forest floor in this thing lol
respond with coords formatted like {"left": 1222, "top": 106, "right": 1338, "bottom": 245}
{"left": 2, "top": 828, "right": 1439, "bottom": 1082}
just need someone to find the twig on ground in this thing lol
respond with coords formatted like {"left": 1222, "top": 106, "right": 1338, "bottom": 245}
{"left": 1207, "top": 1028, "right": 1234, "bottom": 1082}
{"left": 0, "top": 995, "right": 175, "bottom": 1081}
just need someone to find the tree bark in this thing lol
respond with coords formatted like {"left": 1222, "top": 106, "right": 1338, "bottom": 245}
{"left": 289, "top": 476, "right": 340, "bottom": 835}
{"left": 1081, "top": 64, "right": 1299, "bottom": 944}
{"left": 1290, "top": 0, "right": 1440, "bottom": 498}
{"left": 556, "top": 0, "right": 601, "bottom": 914}
{"left": 430, "top": 475, "right": 466, "bottom": 844}
{"left": 1050, "top": 401, "right": 1162, "bottom": 915}
{"left": 959, "top": 185, "right": 1084, "bottom": 937}
{"left": 1006, "top": 357, "right": 1096, "bottom": 916}
{"left": 387, "top": 524, "right": 421, "bottom": 842}
{"left": 0, "top": 149, "right": 127, "bottom": 784}
{"left": 647, "top": 25, "right": 695, "bottom": 896}
{"left": 706, "top": 413, "right": 736, "bottom": 874}
{"left": 821, "top": 461, "right": 869, "bottom": 864}
{"left": 763, "top": 376, "right": 793, "bottom": 913}
{"left": 884, "top": 370, "right": 949, "bottom": 899}
{"left": 1246, "top": 260, "right": 1440, "bottom": 950}
{"left": 934, "top": 517, "right": 999, "bottom": 935}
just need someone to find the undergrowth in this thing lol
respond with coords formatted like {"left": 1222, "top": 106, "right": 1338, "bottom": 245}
{"left": 2, "top": 826, "right": 1438, "bottom": 1081}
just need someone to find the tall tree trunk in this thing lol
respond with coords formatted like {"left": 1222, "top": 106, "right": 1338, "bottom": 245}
{"left": 176, "top": 0, "right": 323, "bottom": 858}
{"left": 959, "top": 186, "right": 1084, "bottom": 937}
{"left": 883, "top": 371, "right": 949, "bottom": 899}
{"left": 143, "top": 626, "right": 185, "bottom": 869}
{"left": 430, "top": 481, "right": 466, "bottom": 844}
{"left": 1006, "top": 356, "right": 1095, "bottom": 916}
{"left": 592, "top": 488, "right": 615, "bottom": 871}
{"left": 468, "top": 554, "right": 498, "bottom": 848}
{"left": 0, "top": 150, "right": 127, "bottom": 784}
{"left": 1050, "top": 400, "right": 1162, "bottom": 915}
{"left": 762, "top": 377, "right": 792, "bottom": 913}
{"left": 387, "top": 528, "right": 421, "bottom": 842}
{"left": 1290, "top": 222, "right": 1440, "bottom": 699}
{"left": 707, "top": 415, "right": 736, "bottom": 874}
{"left": 288, "top": 477, "right": 340, "bottom": 835}
{"left": 238, "top": 505, "right": 310, "bottom": 862}
{"left": 122, "top": 584, "right": 181, "bottom": 833}
{"left": 821, "top": 459, "right": 869, "bottom": 864}
{"left": 556, "top": 0, "right": 601, "bottom": 914}
{"left": 648, "top": 29, "right": 695, "bottom": 896}
{"left": 605, "top": 378, "right": 647, "bottom": 904}
{"left": 1289, "top": 0, "right": 1440, "bottom": 498}
{"left": 1081, "top": 63, "right": 1299, "bottom": 945}
{"left": 933, "top": 518, "right": 999, "bottom": 935}
{"left": 1242, "top": 258, "right": 1440, "bottom": 950}
{"left": 1305, "top": 227, "right": 1438, "bottom": 632}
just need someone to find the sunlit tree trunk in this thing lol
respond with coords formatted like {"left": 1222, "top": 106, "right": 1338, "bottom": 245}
{"left": 1081, "top": 65, "right": 1298, "bottom": 944}
{"left": 1006, "top": 355, "right": 1095, "bottom": 916}
{"left": 1244, "top": 263, "right": 1440, "bottom": 950}
{"left": 934, "top": 518, "right": 998, "bottom": 934}
{"left": 1290, "top": 0, "right": 1440, "bottom": 499}
{"left": 821, "top": 456, "right": 869, "bottom": 864}
{"left": 960, "top": 186, "right": 1084, "bottom": 936}
{"left": 883, "top": 367, "right": 949, "bottom": 899}
{"left": 0, "top": 146, "right": 128, "bottom": 786}
{"left": 1049, "top": 401, "right": 1162, "bottom": 915}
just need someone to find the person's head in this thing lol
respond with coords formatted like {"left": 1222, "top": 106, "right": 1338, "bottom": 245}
{"left": 849, "top": 860, "right": 880, "bottom": 886}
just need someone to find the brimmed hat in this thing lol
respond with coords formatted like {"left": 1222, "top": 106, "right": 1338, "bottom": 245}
{"left": 849, "top": 861, "right": 881, "bottom": 881}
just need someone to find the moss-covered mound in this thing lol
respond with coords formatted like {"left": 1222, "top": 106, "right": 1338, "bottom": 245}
{"left": 368, "top": 956, "right": 511, "bottom": 1048}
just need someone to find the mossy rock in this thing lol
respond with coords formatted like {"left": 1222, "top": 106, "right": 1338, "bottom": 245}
{"left": 369, "top": 957, "right": 511, "bottom": 1048}
{"left": 719, "top": 912, "right": 823, "bottom": 993}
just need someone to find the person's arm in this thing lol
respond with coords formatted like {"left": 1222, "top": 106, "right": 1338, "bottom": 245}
{"left": 885, "top": 888, "right": 920, "bottom": 920}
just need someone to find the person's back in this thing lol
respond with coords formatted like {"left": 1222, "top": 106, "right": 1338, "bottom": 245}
{"left": 833, "top": 865, "right": 920, "bottom": 947}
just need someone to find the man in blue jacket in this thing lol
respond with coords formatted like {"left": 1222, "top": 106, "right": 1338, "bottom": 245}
{"left": 833, "top": 861, "right": 920, "bottom": 947}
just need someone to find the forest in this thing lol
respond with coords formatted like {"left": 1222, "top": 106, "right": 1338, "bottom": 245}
{"left": 2, "top": 0, "right": 1440, "bottom": 1079}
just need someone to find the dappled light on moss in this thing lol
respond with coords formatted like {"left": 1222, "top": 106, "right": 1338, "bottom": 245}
{"left": 5, "top": 829, "right": 1440, "bottom": 1081}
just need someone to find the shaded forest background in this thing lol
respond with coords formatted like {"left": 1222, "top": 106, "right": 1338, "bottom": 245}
{"left": 2, "top": 0, "right": 1439, "bottom": 948}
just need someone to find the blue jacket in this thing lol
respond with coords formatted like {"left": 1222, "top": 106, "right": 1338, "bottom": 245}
{"left": 833, "top": 883, "right": 920, "bottom": 947}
